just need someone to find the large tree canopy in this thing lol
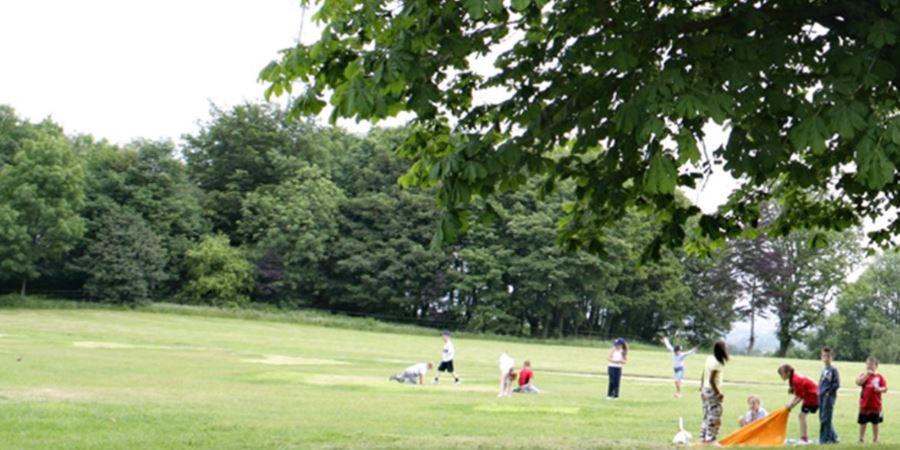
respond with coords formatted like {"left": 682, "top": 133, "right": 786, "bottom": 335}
{"left": 262, "top": 0, "right": 900, "bottom": 251}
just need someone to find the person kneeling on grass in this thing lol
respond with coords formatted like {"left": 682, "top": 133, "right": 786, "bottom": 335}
{"left": 738, "top": 395, "right": 768, "bottom": 427}
{"left": 389, "top": 362, "right": 433, "bottom": 385}
{"left": 513, "top": 360, "right": 540, "bottom": 394}
{"left": 498, "top": 352, "right": 516, "bottom": 397}
{"left": 778, "top": 364, "right": 819, "bottom": 444}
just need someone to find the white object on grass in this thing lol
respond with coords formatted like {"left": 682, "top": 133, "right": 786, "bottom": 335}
{"left": 672, "top": 417, "right": 692, "bottom": 445}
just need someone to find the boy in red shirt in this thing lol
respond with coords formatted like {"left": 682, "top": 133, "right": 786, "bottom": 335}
{"left": 857, "top": 356, "right": 888, "bottom": 443}
{"left": 778, "top": 364, "right": 819, "bottom": 443}
{"left": 513, "top": 360, "right": 539, "bottom": 394}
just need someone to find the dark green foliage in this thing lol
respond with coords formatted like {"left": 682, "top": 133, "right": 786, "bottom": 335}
{"left": 446, "top": 183, "right": 733, "bottom": 341}
{"left": 262, "top": 0, "right": 900, "bottom": 253}
{"left": 239, "top": 165, "right": 344, "bottom": 303}
{"left": 184, "top": 103, "right": 329, "bottom": 240}
{"left": 76, "top": 138, "right": 207, "bottom": 292}
{"left": 79, "top": 208, "right": 167, "bottom": 305}
{"left": 181, "top": 234, "right": 254, "bottom": 307}
{"left": 0, "top": 101, "right": 863, "bottom": 345}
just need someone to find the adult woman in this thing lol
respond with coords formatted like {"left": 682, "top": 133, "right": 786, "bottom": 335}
{"left": 700, "top": 340, "right": 729, "bottom": 444}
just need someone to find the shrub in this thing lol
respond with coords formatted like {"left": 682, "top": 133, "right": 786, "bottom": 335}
{"left": 180, "top": 234, "right": 253, "bottom": 307}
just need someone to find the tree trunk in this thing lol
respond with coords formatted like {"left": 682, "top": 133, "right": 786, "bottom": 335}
{"left": 777, "top": 311, "right": 792, "bottom": 357}
{"left": 747, "top": 310, "right": 756, "bottom": 354}
{"left": 20, "top": 278, "right": 27, "bottom": 296}
{"left": 557, "top": 311, "right": 565, "bottom": 339}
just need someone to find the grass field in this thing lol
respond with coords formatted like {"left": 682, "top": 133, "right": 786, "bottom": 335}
{"left": 0, "top": 303, "right": 896, "bottom": 449}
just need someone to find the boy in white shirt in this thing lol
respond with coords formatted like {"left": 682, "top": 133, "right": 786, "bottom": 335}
{"left": 433, "top": 330, "right": 460, "bottom": 384}
{"left": 739, "top": 395, "right": 768, "bottom": 427}
{"left": 390, "top": 362, "right": 433, "bottom": 385}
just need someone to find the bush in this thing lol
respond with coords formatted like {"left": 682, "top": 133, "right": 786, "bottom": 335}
{"left": 79, "top": 208, "right": 167, "bottom": 305}
{"left": 180, "top": 234, "right": 253, "bottom": 307}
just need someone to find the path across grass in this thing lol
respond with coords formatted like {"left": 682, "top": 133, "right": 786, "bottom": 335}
{"left": 0, "top": 305, "right": 895, "bottom": 448}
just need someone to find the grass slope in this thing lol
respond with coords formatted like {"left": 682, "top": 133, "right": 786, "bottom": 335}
{"left": 0, "top": 303, "right": 896, "bottom": 449}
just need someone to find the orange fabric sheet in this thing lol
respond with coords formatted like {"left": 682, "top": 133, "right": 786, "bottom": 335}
{"left": 719, "top": 407, "right": 789, "bottom": 447}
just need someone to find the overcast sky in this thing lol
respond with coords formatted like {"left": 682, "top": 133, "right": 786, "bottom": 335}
{"left": 0, "top": 0, "right": 742, "bottom": 212}
{"left": 1, "top": 1, "right": 311, "bottom": 142}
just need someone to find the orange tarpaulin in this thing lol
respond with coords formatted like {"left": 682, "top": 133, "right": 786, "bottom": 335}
{"left": 719, "top": 407, "right": 789, "bottom": 447}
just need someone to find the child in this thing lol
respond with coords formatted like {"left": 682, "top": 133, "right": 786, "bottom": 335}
{"left": 819, "top": 347, "right": 840, "bottom": 444}
{"left": 778, "top": 364, "right": 819, "bottom": 444}
{"left": 606, "top": 338, "right": 627, "bottom": 399}
{"left": 739, "top": 395, "right": 768, "bottom": 427}
{"left": 389, "top": 361, "right": 433, "bottom": 385}
{"left": 699, "top": 340, "right": 728, "bottom": 444}
{"left": 857, "top": 356, "right": 888, "bottom": 444}
{"left": 498, "top": 352, "right": 516, "bottom": 397}
{"left": 433, "top": 330, "right": 460, "bottom": 384}
{"left": 513, "top": 360, "right": 540, "bottom": 394}
{"left": 662, "top": 336, "right": 698, "bottom": 398}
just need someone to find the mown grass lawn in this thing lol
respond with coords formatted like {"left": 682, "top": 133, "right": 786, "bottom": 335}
{"left": 0, "top": 305, "right": 896, "bottom": 449}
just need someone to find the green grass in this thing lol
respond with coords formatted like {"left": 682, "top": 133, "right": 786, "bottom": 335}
{"left": 0, "top": 301, "right": 896, "bottom": 448}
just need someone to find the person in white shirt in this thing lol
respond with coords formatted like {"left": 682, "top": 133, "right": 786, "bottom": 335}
{"left": 498, "top": 352, "right": 516, "bottom": 397}
{"left": 390, "top": 362, "right": 433, "bottom": 385}
{"left": 662, "top": 336, "right": 698, "bottom": 398}
{"left": 606, "top": 338, "right": 628, "bottom": 399}
{"left": 739, "top": 395, "right": 768, "bottom": 427}
{"left": 433, "top": 330, "right": 460, "bottom": 384}
{"left": 699, "top": 340, "right": 729, "bottom": 444}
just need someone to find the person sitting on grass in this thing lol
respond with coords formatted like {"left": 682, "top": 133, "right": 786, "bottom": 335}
{"left": 738, "top": 395, "right": 768, "bottom": 427}
{"left": 389, "top": 362, "right": 433, "bottom": 385}
{"left": 498, "top": 352, "right": 516, "bottom": 397}
{"left": 857, "top": 356, "right": 888, "bottom": 444}
{"left": 778, "top": 364, "right": 819, "bottom": 444}
{"left": 662, "top": 336, "right": 698, "bottom": 398}
{"left": 513, "top": 360, "right": 540, "bottom": 394}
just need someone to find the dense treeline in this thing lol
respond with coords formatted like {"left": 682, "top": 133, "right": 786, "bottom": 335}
{"left": 2, "top": 103, "right": 895, "bottom": 357}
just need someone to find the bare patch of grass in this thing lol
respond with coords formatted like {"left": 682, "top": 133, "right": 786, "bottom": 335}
{"left": 242, "top": 355, "right": 348, "bottom": 366}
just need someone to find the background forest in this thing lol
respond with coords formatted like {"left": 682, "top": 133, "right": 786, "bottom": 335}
{"left": 1, "top": 102, "right": 896, "bottom": 362}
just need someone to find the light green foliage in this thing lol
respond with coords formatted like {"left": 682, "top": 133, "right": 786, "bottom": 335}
{"left": 181, "top": 235, "right": 254, "bottom": 307}
{"left": 239, "top": 165, "right": 344, "bottom": 302}
{"left": 79, "top": 208, "right": 168, "bottom": 305}
{"left": 262, "top": 0, "right": 900, "bottom": 251}
{"left": 808, "top": 251, "right": 900, "bottom": 363}
{"left": 0, "top": 305, "right": 898, "bottom": 448}
{"left": 0, "top": 125, "right": 85, "bottom": 293}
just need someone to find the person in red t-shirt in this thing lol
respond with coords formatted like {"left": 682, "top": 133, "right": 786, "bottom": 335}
{"left": 778, "top": 364, "right": 819, "bottom": 444}
{"left": 856, "top": 356, "right": 888, "bottom": 443}
{"left": 513, "top": 360, "right": 540, "bottom": 394}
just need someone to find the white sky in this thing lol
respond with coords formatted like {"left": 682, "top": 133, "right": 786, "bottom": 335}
{"left": 0, "top": 0, "right": 882, "bottom": 233}
{"left": 0, "top": 1, "right": 312, "bottom": 143}
{"left": 0, "top": 0, "right": 736, "bottom": 211}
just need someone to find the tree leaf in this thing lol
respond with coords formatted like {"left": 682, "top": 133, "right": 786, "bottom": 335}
{"left": 510, "top": 0, "right": 532, "bottom": 12}
{"left": 856, "top": 133, "right": 896, "bottom": 189}
{"left": 464, "top": 0, "right": 485, "bottom": 20}
{"left": 643, "top": 152, "right": 677, "bottom": 194}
